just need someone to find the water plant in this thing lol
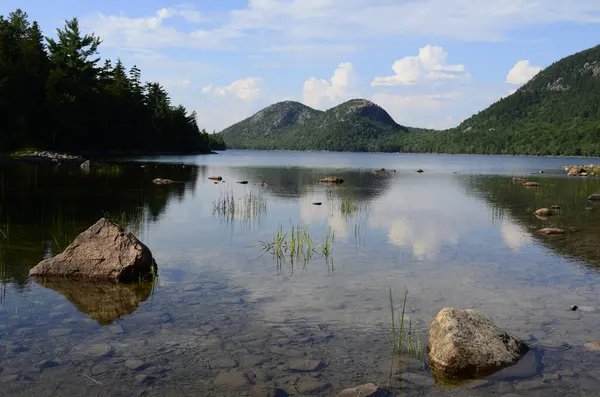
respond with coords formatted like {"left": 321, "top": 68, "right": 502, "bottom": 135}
{"left": 95, "top": 164, "right": 123, "bottom": 177}
{"left": 340, "top": 198, "right": 359, "bottom": 216}
{"left": 259, "top": 223, "right": 335, "bottom": 272}
{"left": 213, "top": 187, "right": 267, "bottom": 226}
{"left": 388, "top": 288, "right": 425, "bottom": 384}
{"left": 104, "top": 211, "right": 128, "bottom": 229}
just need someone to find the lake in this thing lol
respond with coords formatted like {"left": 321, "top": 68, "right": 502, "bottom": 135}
{"left": 1, "top": 150, "right": 600, "bottom": 396}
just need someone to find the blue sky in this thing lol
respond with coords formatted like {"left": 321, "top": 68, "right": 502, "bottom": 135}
{"left": 3, "top": 0, "right": 600, "bottom": 131}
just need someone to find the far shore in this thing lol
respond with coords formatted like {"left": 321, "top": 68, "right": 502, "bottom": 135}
{"left": 219, "top": 148, "right": 600, "bottom": 160}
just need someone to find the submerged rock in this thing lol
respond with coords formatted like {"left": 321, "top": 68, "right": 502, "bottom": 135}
{"left": 522, "top": 182, "right": 540, "bottom": 187}
{"left": 428, "top": 308, "right": 528, "bottom": 380}
{"left": 318, "top": 176, "right": 344, "bottom": 184}
{"left": 537, "top": 228, "right": 565, "bottom": 236}
{"left": 511, "top": 177, "right": 527, "bottom": 183}
{"left": 534, "top": 208, "right": 553, "bottom": 217}
{"left": 287, "top": 359, "right": 323, "bottom": 372}
{"left": 584, "top": 342, "right": 600, "bottom": 351}
{"left": 152, "top": 178, "right": 177, "bottom": 185}
{"left": 335, "top": 383, "right": 389, "bottom": 396}
{"left": 29, "top": 218, "right": 155, "bottom": 282}
{"left": 250, "top": 386, "right": 289, "bottom": 397}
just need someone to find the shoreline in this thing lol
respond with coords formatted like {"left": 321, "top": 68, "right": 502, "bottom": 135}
{"left": 221, "top": 148, "right": 600, "bottom": 160}
{"left": 2, "top": 149, "right": 218, "bottom": 165}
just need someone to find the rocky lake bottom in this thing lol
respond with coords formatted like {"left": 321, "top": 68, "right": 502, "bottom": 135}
{"left": 2, "top": 151, "right": 600, "bottom": 396}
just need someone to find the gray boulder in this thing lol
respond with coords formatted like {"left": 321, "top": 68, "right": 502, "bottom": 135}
{"left": 428, "top": 308, "right": 528, "bottom": 380}
{"left": 29, "top": 218, "right": 154, "bottom": 281}
{"left": 588, "top": 194, "right": 600, "bottom": 201}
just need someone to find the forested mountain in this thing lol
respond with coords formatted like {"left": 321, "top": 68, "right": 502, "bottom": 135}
{"left": 0, "top": 9, "right": 218, "bottom": 155}
{"left": 219, "top": 99, "right": 410, "bottom": 152}
{"left": 219, "top": 44, "right": 600, "bottom": 156}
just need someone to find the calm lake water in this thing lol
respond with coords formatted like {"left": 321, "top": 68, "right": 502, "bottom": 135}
{"left": 2, "top": 150, "right": 600, "bottom": 396}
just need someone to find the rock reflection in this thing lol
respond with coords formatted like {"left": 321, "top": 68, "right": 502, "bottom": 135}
{"left": 31, "top": 277, "right": 155, "bottom": 325}
{"left": 430, "top": 347, "right": 543, "bottom": 389}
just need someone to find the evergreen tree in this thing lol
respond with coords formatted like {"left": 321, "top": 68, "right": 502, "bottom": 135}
{"left": 0, "top": 10, "right": 212, "bottom": 154}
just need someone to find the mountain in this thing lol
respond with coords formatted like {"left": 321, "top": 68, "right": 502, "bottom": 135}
{"left": 219, "top": 44, "right": 600, "bottom": 156}
{"left": 398, "top": 44, "right": 600, "bottom": 156}
{"left": 218, "top": 99, "right": 410, "bottom": 152}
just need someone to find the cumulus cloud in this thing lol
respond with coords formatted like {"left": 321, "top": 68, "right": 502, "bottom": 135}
{"left": 82, "top": 1, "right": 600, "bottom": 51}
{"left": 505, "top": 60, "right": 542, "bottom": 85}
{"left": 302, "top": 62, "right": 357, "bottom": 109}
{"left": 372, "top": 45, "right": 466, "bottom": 86}
{"left": 202, "top": 78, "right": 262, "bottom": 101}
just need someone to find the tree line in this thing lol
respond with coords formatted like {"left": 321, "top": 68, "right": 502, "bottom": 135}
{"left": 0, "top": 9, "right": 224, "bottom": 154}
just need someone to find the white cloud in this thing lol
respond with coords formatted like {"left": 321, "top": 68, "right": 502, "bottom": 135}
{"left": 372, "top": 45, "right": 466, "bottom": 86}
{"left": 302, "top": 62, "right": 357, "bottom": 109}
{"left": 81, "top": 1, "right": 600, "bottom": 53}
{"left": 506, "top": 60, "right": 542, "bottom": 85}
{"left": 76, "top": 1, "right": 599, "bottom": 132}
{"left": 202, "top": 78, "right": 263, "bottom": 101}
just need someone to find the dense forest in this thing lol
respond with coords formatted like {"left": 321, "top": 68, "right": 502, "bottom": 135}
{"left": 219, "top": 44, "right": 600, "bottom": 156}
{"left": 0, "top": 9, "right": 222, "bottom": 155}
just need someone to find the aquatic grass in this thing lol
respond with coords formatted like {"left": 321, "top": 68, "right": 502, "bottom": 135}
{"left": 104, "top": 211, "right": 128, "bottom": 229}
{"left": 51, "top": 233, "right": 72, "bottom": 253}
{"left": 95, "top": 164, "right": 123, "bottom": 177}
{"left": 259, "top": 223, "right": 336, "bottom": 273}
{"left": 388, "top": 288, "right": 426, "bottom": 385}
{"left": 9, "top": 147, "right": 39, "bottom": 157}
{"left": 213, "top": 187, "right": 267, "bottom": 226}
{"left": 340, "top": 198, "right": 358, "bottom": 216}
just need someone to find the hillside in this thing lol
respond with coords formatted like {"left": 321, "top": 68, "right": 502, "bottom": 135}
{"left": 398, "top": 44, "right": 600, "bottom": 156}
{"left": 218, "top": 99, "right": 410, "bottom": 152}
{"left": 219, "top": 44, "right": 600, "bottom": 156}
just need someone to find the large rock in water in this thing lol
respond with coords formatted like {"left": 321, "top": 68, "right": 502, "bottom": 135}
{"left": 428, "top": 308, "right": 528, "bottom": 380}
{"left": 29, "top": 218, "right": 154, "bottom": 281}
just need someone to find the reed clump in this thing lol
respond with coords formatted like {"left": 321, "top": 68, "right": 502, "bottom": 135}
{"left": 213, "top": 188, "right": 267, "bottom": 224}
{"left": 388, "top": 288, "right": 426, "bottom": 383}
{"left": 260, "top": 223, "right": 335, "bottom": 272}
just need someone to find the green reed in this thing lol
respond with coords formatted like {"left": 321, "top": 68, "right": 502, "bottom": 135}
{"left": 388, "top": 288, "right": 425, "bottom": 385}
{"left": 340, "top": 198, "right": 358, "bottom": 216}
{"left": 104, "top": 211, "right": 128, "bottom": 229}
{"left": 95, "top": 164, "right": 123, "bottom": 177}
{"left": 260, "top": 223, "right": 335, "bottom": 273}
{"left": 213, "top": 188, "right": 267, "bottom": 224}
